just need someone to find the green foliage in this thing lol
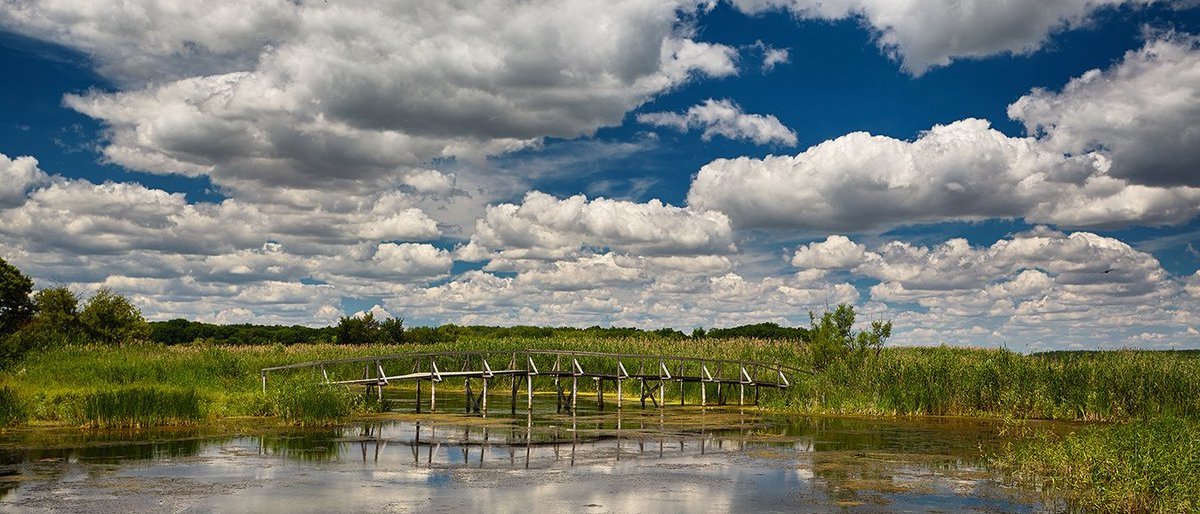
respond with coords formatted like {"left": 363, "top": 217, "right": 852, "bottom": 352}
{"left": 0, "top": 385, "right": 25, "bottom": 426}
{"left": 150, "top": 318, "right": 334, "bottom": 345}
{"left": 0, "top": 257, "right": 34, "bottom": 336}
{"left": 268, "top": 380, "right": 358, "bottom": 425}
{"left": 705, "top": 322, "right": 808, "bottom": 340}
{"left": 335, "top": 313, "right": 382, "bottom": 344}
{"left": 79, "top": 288, "right": 150, "bottom": 344}
{"left": 691, "top": 327, "right": 706, "bottom": 339}
{"left": 807, "top": 304, "right": 892, "bottom": 370}
{"left": 62, "top": 386, "right": 204, "bottom": 428}
{"left": 379, "top": 317, "right": 405, "bottom": 344}
{"left": 994, "top": 418, "right": 1200, "bottom": 513}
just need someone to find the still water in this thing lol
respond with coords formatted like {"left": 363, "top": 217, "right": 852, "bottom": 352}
{"left": 0, "top": 395, "right": 1059, "bottom": 513}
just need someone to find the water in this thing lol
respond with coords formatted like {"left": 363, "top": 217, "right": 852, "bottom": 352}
{"left": 0, "top": 396, "right": 1059, "bottom": 513}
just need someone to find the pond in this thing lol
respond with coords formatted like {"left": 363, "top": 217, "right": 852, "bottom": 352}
{"left": 0, "top": 394, "right": 1062, "bottom": 513}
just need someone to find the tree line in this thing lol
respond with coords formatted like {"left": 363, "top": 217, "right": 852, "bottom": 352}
{"left": 3, "top": 256, "right": 890, "bottom": 369}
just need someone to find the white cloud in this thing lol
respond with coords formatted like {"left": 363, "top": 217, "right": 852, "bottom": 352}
{"left": 1008, "top": 34, "right": 1200, "bottom": 187}
{"left": 469, "top": 191, "right": 736, "bottom": 260}
{"left": 789, "top": 229, "right": 1198, "bottom": 348}
{"left": 0, "top": 154, "right": 52, "bottom": 209}
{"left": 688, "top": 37, "right": 1200, "bottom": 232}
{"left": 730, "top": 0, "right": 1156, "bottom": 75}
{"left": 791, "top": 235, "right": 868, "bottom": 269}
{"left": 5, "top": 1, "right": 737, "bottom": 197}
{"left": 637, "top": 98, "right": 798, "bottom": 145}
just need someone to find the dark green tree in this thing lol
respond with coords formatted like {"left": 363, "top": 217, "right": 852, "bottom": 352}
{"left": 79, "top": 288, "right": 150, "bottom": 344}
{"left": 335, "top": 313, "right": 382, "bottom": 344}
{"left": 0, "top": 258, "right": 34, "bottom": 336}
{"left": 379, "top": 317, "right": 405, "bottom": 344}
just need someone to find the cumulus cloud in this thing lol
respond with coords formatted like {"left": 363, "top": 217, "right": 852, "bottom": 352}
{"left": 637, "top": 98, "right": 798, "bottom": 146}
{"left": 1008, "top": 34, "right": 1200, "bottom": 187}
{"left": 791, "top": 235, "right": 868, "bottom": 269}
{"left": 3, "top": 1, "right": 739, "bottom": 196}
{"left": 790, "top": 229, "right": 1197, "bottom": 348}
{"left": 729, "top": 0, "right": 1159, "bottom": 75}
{"left": 688, "top": 37, "right": 1200, "bottom": 231}
{"left": 468, "top": 191, "right": 736, "bottom": 260}
{"left": 0, "top": 154, "right": 52, "bottom": 209}
{"left": 0, "top": 153, "right": 456, "bottom": 323}
{"left": 751, "top": 40, "right": 790, "bottom": 72}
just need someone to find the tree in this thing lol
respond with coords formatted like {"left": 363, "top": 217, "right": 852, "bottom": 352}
{"left": 335, "top": 313, "right": 382, "bottom": 344}
{"left": 807, "top": 304, "right": 892, "bottom": 370}
{"left": 0, "top": 258, "right": 34, "bottom": 336}
{"left": 379, "top": 317, "right": 405, "bottom": 344}
{"left": 79, "top": 288, "right": 150, "bottom": 344}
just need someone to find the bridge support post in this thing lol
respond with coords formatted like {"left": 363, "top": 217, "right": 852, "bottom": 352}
{"left": 465, "top": 378, "right": 474, "bottom": 413}
{"left": 482, "top": 378, "right": 488, "bottom": 416}
{"left": 511, "top": 374, "right": 519, "bottom": 415}
{"left": 739, "top": 384, "right": 744, "bottom": 406}
{"left": 639, "top": 378, "right": 645, "bottom": 408}
{"left": 617, "top": 378, "right": 622, "bottom": 410}
{"left": 596, "top": 377, "right": 603, "bottom": 410}
{"left": 431, "top": 380, "right": 436, "bottom": 411}
{"left": 416, "top": 379, "right": 422, "bottom": 413}
{"left": 526, "top": 373, "right": 533, "bottom": 412}
{"left": 680, "top": 379, "right": 684, "bottom": 406}
{"left": 659, "top": 378, "right": 664, "bottom": 409}
{"left": 701, "top": 382, "right": 706, "bottom": 406}
{"left": 571, "top": 375, "right": 578, "bottom": 413}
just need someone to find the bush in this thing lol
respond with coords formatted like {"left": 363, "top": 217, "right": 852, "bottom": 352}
{"left": 79, "top": 288, "right": 150, "bottom": 344}
{"left": 807, "top": 304, "right": 891, "bottom": 370}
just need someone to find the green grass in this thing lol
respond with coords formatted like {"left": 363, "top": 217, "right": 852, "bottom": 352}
{"left": 993, "top": 418, "right": 1200, "bottom": 513}
{"left": 1, "top": 340, "right": 1198, "bottom": 427}
{"left": 0, "top": 385, "right": 25, "bottom": 426}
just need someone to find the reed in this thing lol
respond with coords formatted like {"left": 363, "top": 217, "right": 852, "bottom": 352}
{"left": 1, "top": 340, "right": 1198, "bottom": 426}
{"left": 60, "top": 386, "right": 204, "bottom": 428}
{"left": 993, "top": 417, "right": 1200, "bottom": 513}
{"left": 0, "top": 385, "right": 24, "bottom": 426}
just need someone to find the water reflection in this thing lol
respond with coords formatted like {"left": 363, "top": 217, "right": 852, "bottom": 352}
{"left": 0, "top": 409, "right": 1052, "bottom": 512}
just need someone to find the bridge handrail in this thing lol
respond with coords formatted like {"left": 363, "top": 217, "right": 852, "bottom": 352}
{"left": 260, "top": 348, "right": 812, "bottom": 376}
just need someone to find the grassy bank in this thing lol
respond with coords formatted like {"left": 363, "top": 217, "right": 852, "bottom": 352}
{"left": 1, "top": 339, "right": 1198, "bottom": 427}
{"left": 994, "top": 417, "right": 1200, "bottom": 513}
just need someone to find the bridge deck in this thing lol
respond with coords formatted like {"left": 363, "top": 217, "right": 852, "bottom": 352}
{"left": 262, "top": 349, "right": 808, "bottom": 415}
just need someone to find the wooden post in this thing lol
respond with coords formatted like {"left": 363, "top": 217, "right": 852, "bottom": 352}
{"left": 680, "top": 379, "right": 684, "bottom": 406}
{"left": 526, "top": 372, "right": 533, "bottom": 412}
{"left": 511, "top": 374, "right": 519, "bottom": 415}
{"left": 701, "top": 382, "right": 706, "bottom": 406}
{"left": 659, "top": 377, "right": 664, "bottom": 409}
{"left": 571, "top": 375, "right": 578, "bottom": 413}
{"left": 739, "top": 383, "right": 744, "bottom": 406}
{"left": 596, "top": 377, "right": 603, "bottom": 410}
{"left": 640, "top": 378, "right": 646, "bottom": 408}
{"left": 465, "top": 378, "right": 473, "bottom": 413}
{"left": 261, "top": 372, "right": 266, "bottom": 393}
{"left": 555, "top": 375, "right": 562, "bottom": 413}
{"left": 416, "top": 378, "right": 422, "bottom": 413}
{"left": 482, "top": 378, "right": 488, "bottom": 416}
{"left": 617, "top": 376, "right": 622, "bottom": 410}
{"left": 431, "top": 379, "right": 436, "bottom": 411}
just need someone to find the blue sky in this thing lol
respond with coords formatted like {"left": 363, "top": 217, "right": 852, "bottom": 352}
{"left": 1, "top": 1, "right": 1199, "bottom": 350}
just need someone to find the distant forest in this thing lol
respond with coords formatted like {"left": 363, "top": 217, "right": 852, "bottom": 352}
{"left": 148, "top": 319, "right": 810, "bottom": 345}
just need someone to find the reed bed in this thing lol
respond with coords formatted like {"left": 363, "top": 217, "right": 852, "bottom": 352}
{"left": 0, "top": 339, "right": 1198, "bottom": 426}
{"left": 993, "top": 417, "right": 1200, "bottom": 513}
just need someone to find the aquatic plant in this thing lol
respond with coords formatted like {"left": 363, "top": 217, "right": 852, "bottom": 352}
{"left": 994, "top": 417, "right": 1200, "bottom": 513}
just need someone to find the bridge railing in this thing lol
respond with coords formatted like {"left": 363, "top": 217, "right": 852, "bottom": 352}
{"left": 259, "top": 349, "right": 811, "bottom": 400}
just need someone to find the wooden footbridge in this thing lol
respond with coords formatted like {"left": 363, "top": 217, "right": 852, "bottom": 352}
{"left": 261, "top": 350, "right": 809, "bottom": 415}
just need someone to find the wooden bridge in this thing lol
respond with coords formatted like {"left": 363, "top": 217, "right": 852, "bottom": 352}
{"left": 261, "top": 350, "right": 809, "bottom": 415}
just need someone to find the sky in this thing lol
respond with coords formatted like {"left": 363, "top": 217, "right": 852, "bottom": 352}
{"left": 1, "top": 1, "right": 1199, "bottom": 350}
